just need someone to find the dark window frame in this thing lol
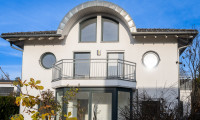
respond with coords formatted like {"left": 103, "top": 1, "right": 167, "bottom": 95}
{"left": 56, "top": 87, "right": 133, "bottom": 120}
{"left": 79, "top": 17, "right": 97, "bottom": 43}
{"left": 40, "top": 52, "right": 56, "bottom": 69}
{"left": 107, "top": 52, "right": 124, "bottom": 79}
{"left": 142, "top": 51, "right": 160, "bottom": 68}
{"left": 73, "top": 52, "right": 91, "bottom": 79}
{"left": 101, "top": 17, "right": 119, "bottom": 43}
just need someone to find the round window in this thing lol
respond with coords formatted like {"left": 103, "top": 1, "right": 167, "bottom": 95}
{"left": 40, "top": 52, "right": 56, "bottom": 69}
{"left": 142, "top": 51, "right": 160, "bottom": 69}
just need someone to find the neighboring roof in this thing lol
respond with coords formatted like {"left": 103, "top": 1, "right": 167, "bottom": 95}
{"left": 0, "top": 80, "right": 15, "bottom": 84}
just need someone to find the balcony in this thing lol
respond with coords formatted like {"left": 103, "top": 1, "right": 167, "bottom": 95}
{"left": 52, "top": 59, "right": 136, "bottom": 82}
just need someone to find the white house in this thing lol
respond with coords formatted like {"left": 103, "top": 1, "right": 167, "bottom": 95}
{"left": 0, "top": 1, "right": 198, "bottom": 120}
{"left": 0, "top": 80, "right": 18, "bottom": 96}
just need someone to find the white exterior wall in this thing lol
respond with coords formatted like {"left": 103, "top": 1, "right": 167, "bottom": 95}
{"left": 180, "top": 90, "right": 192, "bottom": 116}
{"left": 20, "top": 15, "right": 179, "bottom": 117}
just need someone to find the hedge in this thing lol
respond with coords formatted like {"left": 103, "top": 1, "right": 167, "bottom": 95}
{"left": 0, "top": 96, "right": 19, "bottom": 120}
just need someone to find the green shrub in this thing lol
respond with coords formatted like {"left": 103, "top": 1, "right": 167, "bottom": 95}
{"left": 0, "top": 96, "right": 19, "bottom": 120}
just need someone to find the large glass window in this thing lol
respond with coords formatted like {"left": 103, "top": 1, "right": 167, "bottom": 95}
{"left": 67, "top": 92, "right": 89, "bottom": 120}
{"left": 80, "top": 18, "right": 97, "bottom": 42}
{"left": 92, "top": 92, "right": 112, "bottom": 120}
{"left": 102, "top": 18, "right": 119, "bottom": 42}
{"left": 57, "top": 88, "right": 132, "bottom": 120}
{"left": 118, "top": 91, "right": 130, "bottom": 120}
{"left": 56, "top": 90, "right": 63, "bottom": 120}
{"left": 74, "top": 53, "right": 91, "bottom": 78}
{"left": 107, "top": 53, "right": 124, "bottom": 78}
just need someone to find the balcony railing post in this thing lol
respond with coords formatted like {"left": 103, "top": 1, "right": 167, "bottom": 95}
{"left": 134, "top": 64, "right": 136, "bottom": 81}
{"left": 117, "top": 59, "right": 119, "bottom": 78}
{"left": 123, "top": 60, "right": 125, "bottom": 80}
{"left": 52, "top": 65, "right": 54, "bottom": 81}
{"left": 60, "top": 60, "right": 63, "bottom": 79}
{"left": 106, "top": 58, "right": 108, "bottom": 79}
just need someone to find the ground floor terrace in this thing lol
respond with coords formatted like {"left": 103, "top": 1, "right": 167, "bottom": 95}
{"left": 56, "top": 87, "right": 134, "bottom": 120}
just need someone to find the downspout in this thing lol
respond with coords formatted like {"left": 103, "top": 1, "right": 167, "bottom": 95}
{"left": 9, "top": 41, "right": 23, "bottom": 114}
{"left": 10, "top": 42, "right": 23, "bottom": 52}
{"left": 177, "top": 45, "right": 191, "bottom": 104}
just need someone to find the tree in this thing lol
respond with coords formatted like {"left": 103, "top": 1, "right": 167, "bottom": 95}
{"left": 11, "top": 78, "right": 78, "bottom": 120}
{"left": 119, "top": 89, "right": 182, "bottom": 120}
{"left": 0, "top": 66, "right": 10, "bottom": 80}
{"left": 181, "top": 32, "right": 200, "bottom": 119}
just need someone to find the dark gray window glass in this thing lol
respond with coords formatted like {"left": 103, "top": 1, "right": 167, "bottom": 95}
{"left": 102, "top": 18, "right": 119, "bottom": 42}
{"left": 107, "top": 53, "right": 124, "bottom": 78}
{"left": 41, "top": 53, "right": 56, "bottom": 69}
{"left": 80, "top": 18, "right": 97, "bottom": 42}
{"left": 74, "top": 53, "right": 90, "bottom": 78}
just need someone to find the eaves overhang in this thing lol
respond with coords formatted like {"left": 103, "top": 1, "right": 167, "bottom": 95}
{"left": 132, "top": 28, "right": 199, "bottom": 55}
{"left": 0, "top": 31, "right": 63, "bottom": 49}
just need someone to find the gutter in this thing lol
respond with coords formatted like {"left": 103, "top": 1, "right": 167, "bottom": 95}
{"left": 10, "top": 42, "right": 23, "bottom": 52}
{"left": 131, "top": 31, "right": 198, "bottom": 36}
{"left": 0, "top": 34, "right": 62, "bottom": 38}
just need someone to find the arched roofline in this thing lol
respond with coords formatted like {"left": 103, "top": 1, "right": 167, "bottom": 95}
{"left": 57, "top": 1, "right": 137, "bottom": 35}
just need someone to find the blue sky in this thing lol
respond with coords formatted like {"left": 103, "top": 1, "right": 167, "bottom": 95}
{"left": 0, "top": 0, "right": 200, "bottom": 79}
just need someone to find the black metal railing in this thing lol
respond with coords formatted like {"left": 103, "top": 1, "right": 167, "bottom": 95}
{"left": 52, "top": 59, "right": 136, "bottom": 82}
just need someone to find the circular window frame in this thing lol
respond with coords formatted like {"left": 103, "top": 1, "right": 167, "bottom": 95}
{"left": 40, "top": 52, "right": 56, "bottom": 69}
{"left": 142, "top": 51, "right": 160, "bottom": 68}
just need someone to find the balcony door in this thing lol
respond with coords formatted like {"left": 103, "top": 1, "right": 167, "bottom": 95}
{"left": 107, "top": 53, "right": 124, "bottom": 79}
{"left": 74, "top": 52, "right": 90, "bottom": 78}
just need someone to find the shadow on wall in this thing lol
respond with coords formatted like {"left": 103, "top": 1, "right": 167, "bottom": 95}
{"left": 133, "top": 36, "right": 178, "bottom": 45}
{"left": 24, "top": 37, "right": 66, "bottom": 46}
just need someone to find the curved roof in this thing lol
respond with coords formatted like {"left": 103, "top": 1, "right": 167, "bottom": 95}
{"left": 57, "top": 0, "right": 137, "bottom": 35}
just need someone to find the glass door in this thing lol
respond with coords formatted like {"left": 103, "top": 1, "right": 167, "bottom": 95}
{"left": 107, "top": 53, "right": 124, "bottom": 79}
{"left": 74, "top": 52, "right": 90, "bottom": 78}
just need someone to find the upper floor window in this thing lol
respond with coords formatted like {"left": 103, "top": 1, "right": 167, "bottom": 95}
{"left": 102, "top": 18, "right": 119, "bottom": 42}
{"left": 40, "top": 52, "right": 56, "bottom": 69}
{"left": 80, "top": 18, "right": 97, "bottom": 42}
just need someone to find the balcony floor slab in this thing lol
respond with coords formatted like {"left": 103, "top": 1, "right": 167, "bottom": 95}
{"left": 51, "top": 79, "right": 136, "bottom": 89}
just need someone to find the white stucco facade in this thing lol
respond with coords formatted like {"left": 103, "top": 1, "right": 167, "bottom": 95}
{"left": 20, "top": 14, "right": 179, "bottom": 119}
{"left": 22, "top": 14, "right": 179, "bottom": 91}
{"left": 2, "top": 1, "right": 198, "bottom": 119}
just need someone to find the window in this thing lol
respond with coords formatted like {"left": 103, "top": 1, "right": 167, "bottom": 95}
{"left": 0, "top": 87, "right": 14, "bottom": 96}
{"left": 102, "top": 18, "right": 119, "bottom": 42}
{"left": 67, "top": 92, "right": 89, "bottom": 120}
{"left": 80, "top": 18, "right": 97, "bottom": 42}
{"left": 142, "top": 51, "right": 160, "bottom": 69}
{"left": 56, "top": 90, "right": 63, "bottom": 120}
{"left": 92, "top": 92, "right": 112, "bottom": 120}
{"left": 74, "top": 53, "right": 91, "bottom": 78}
{"left": 118, "top": 91, "right": 130, "bottom": 120}
{"left": 40, "top": 52, "right": 56, "bottom": 69}
{"left": 107, "top": 53, "right": 124, "bottom": 78}
{"left": 141, "top": 101, "right": 160, "bottom": 118}
{"left": 57, "top": 88, "right": 132, "bottom": 120}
